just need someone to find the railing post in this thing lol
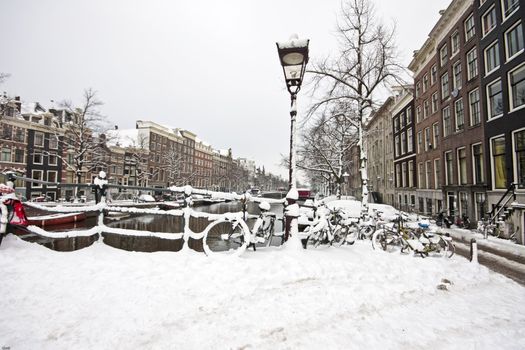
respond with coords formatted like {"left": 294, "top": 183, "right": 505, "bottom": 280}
{"left": 470, "top": 238, "right": 478, "bottom": 263}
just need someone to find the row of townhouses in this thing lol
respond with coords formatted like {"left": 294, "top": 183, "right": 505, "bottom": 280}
{"left": 357, "top": 0, "right": 524, "bottom": 243}
{"left": 0, "top": 98, "right": 286, "bottom": 200}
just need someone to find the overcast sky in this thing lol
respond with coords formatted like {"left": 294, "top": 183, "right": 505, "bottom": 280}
{"left": 0, "top": 0, "right": 450, "bottom": 179}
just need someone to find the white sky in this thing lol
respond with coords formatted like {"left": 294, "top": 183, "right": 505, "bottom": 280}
{"left": 0, "top": 0, "right": 450, "bottom": 179}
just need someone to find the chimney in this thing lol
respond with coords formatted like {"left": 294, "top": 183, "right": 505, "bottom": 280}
{"left": 114, "top": 125, "right": 118, "bottom": 130}
{"left": 439, "top": 10, "right": 445, "bottom": 15}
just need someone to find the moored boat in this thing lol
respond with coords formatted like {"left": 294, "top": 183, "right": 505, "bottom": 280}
{"left": 27, "top": 212, "right": 87, "bottom": 227}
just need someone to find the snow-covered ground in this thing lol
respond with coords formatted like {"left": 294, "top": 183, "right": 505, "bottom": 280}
{"left": 1, "top": 233, "right": 525, "bottom": 349}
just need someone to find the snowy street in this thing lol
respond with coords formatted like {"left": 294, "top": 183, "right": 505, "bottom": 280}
{"left": 1, "top": 234, "right": 524, "bottom": 349}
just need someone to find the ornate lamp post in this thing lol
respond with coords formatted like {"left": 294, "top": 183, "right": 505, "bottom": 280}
{"left": 276, "top": 34, "right": 309, "bottom": 242}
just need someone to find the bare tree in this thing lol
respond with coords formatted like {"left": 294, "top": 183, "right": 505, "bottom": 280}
{"left": 307, "top": 0, "right": 403, "bottom": 214}
{"left": 297, "top": 107, "right": 358, "bottom": 198}
{"left": 162, "top": 146, "right": 191, "bottom": 186}
{"left": 47, "top": 88, "right": 110, "bottom": 198}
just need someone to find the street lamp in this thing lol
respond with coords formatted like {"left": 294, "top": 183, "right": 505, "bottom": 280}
{"left": 277, "top": 34, "right": 309, "bottom": 242}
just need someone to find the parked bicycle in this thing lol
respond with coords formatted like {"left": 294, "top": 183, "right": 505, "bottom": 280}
{"left": 304, "top": 206, "right": 358, "bottom": 248}
{"left": 409, "top": 221, "right": 455, "bottom": 258}
{"left": 202, "top": 201, "right": 280, "bottom": 255}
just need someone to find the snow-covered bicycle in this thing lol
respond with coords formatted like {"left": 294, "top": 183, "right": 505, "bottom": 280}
{"left": 202, "top": 201, "right": 281, "bottom": 256}
{"left": 304, "top": 206, "right": 358, "bottom": 248}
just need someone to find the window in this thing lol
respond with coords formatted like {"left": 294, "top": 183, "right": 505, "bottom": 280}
{"left": 34, "top": 132, "right": 44, "bottom": 147}
{"left": 455, "top": 99, "right": 464, "bottom": 131}
{"left": 48, "top": 153, "right": 58, "bottom": 166}
{"left": 432, "top": 123, "right": 439, "bottom": 148}
{"left": 14, "top": 129, "right": 25, "bottom": 142}
{"left": 14, "top": 149, "right": 24, "bottom": 163}
{"left": 431, "top": 65, "right": 437, "bottom": 85}
{"left": 469, "top": 88, "right": 481, "bottom": 126}
{"left": 49, "top": 137, "right": 58, "bottom": 149}
{"left": 472, "top": 143, "right": 484, "bottom": 184}
{"left": 402, "top": 162, "right": 407, "bottom": 187}
{"left": 514, "top": 130, "right": 525, "bottom": 187}
{"left": 502, "top": 0, "right": 519, "bottom": 19}
{"left": 487, "top": 79, "right": 503, "bottom": 119}
{"left": 33, "top": 153, "right": 43, "bottom": 164}
{"left": 418, "top": 163, "right": 425, "bottom": 189}
{"left": 408, "top": 160, "right": 414, "bottom": 187}
{"left": 509, "top": 63, "right": 525, "bottom": 111}
{"left": 451, "top": 31, "right": 460, "bottom": 56}
{"left": 440, "top": 45, "right": 448, "bottom": 67}
{"left": 467, "top": 47, "right": 478, "bottom": 80}
{"left": 400, "top": 112, "right": 406, "bottom": 128}
{"left": 434, "top": 159, "right": 441, "bottom": 188}
{"left": 47, "top": 171, "right": 58, "bottom": 184}
{"left": 441, "top": 72, "right": 449, "bottom": 99}
{"left": 416, "top": 83, "right": 421, "bottom": 98}
{"left": 407, "top": 128, "right": 413, "bottom": 153}
{"left": 443, "top": 107, "right": 452, "bottom": 137}
{"left": 395, "top": 135, "right": 400, "bottom": 157}
{"left": 465, "top": 14, "right": 476, "bottom": 41}
{"left": 484, "top": 41, "right": 500, "bottom": 74}
{"left": 482, "top": 6, "right": 497, "bottom": 36}
{"left": 445, "top": 151, "right": 454, "bottom": 185}
{"left": 423, "top": 74, "right": 429, "bottom": 92}
{"left": 401, "top": 132, "right": 406, "bottom": 155}
{"left": 431, "top": 93, "right": 438, "bottom": 114}
{"left": 396, "top": 163, "right": 401, "bottom": 187}
{"left": 453, "top": 61, "right": 462, "bottom": 90}
{"left": 417, "top": 131, "right": 423, "bottom": 154}
{"left": 406, "top": 107, "right": 412, "bottom": 124}
{"left": 492, "top": 136, "right": 507, "bottom": 189}
{"left": 416, "top": 106, "right": 422, "bottom": 123}
{"left": 506, "top": 22, "right": 524, "bottom": 60}
{"left": 426, "top": 161, "right": 432, "bottom": 189}
{"left": 394, "top": 117, "right": 399, "bottom": 132}
{"left": 1, "top": 147, "right": 11, "bottom": 162}
{"left": 424, "top": 127, "right": 431, "bottom": 151}
{"left": 424, "top": 100, "right": 430, "bottom": 118}
{"left": 457, "top": 148, "right": 467, "bottom": 185}
{"left": 32, "top": 170, "right": 43, "bottom": 188}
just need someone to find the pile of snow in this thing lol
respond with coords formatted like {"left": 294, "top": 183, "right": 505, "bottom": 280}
{"left": 138, "top": 194, "right": 155, "bottom": 203}
{"left": 1, "top": 235, "right": 524, "bottom": 349}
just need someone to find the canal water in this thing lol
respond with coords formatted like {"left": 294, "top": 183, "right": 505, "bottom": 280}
{"left": 20, "top": 201, "right": 286, "bottom": 253}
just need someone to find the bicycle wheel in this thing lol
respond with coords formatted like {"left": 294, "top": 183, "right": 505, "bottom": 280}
{"left": 371, "top": 229, "right": 386, "bottom": 250}
{"left": 441, "top": 236, "right": 455, "bottom": 258}
{"left": 332, "top": 226, "right": 347, "bottom": 247}
{"left": 306, "top": 230, "right": 323, "bottom": 249}
{"left": 203, "top": 218, "right": 249, "bottom": 256}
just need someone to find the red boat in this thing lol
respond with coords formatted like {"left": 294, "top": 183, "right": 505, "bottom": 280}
{"left": 27, "top": 212, "right": 87, "bottom": 227}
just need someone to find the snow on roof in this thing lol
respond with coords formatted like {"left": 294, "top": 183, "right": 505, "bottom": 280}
{"left": 20, "top": 102, "right": 47, "bottom": 115}
{"left": 219, "top": 149, "right": 230, "bottom": 157}
{"left": 106, "top": 129, "right": 140, "bottom": 148}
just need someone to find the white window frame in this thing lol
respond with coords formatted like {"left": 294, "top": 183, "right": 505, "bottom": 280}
{"left": 484, "top": 40, "right": 500, "bottom": 76}
{"left": 482, "top": 5, "right": 497, "bottom": 37}
{"left": 471, "top": 142, "right": 485, "bottom": 184}
{"left": 490, "top": 134, "right": 507, "bottom": 190}
{"left": 47, "top": 170, "right": 58, "bottom": 187}
{"left": 432, "top": 122, "right": 439, "bottom": 148}
{"left": 455, "top": 99, "right": 464, "bottom": 131}
{"left": 466, "top": 47, "right": 478, "bottom": 80}
{"left": 33, "top": 152, "right": 43, "bottom": 165}
{"left": 432, "top": 92, "right": 438, "bottom": 113}
{"left": 469, "top": 88, "right": 481, "bottom": 126}
{"left": 408, "top": 160, "right": 414, "bottom": 188}
{"left": 508, "top": 62, "right": 525, "bottom": 112}
{"left": 501, "top": 0, "right": 520, "bottom": 21}
{"left": 34, "top": 131, "right": 44, "bottom": 147}
{"left": 402, "top": 162, "right": 407, "bottom": 187}
{"left": 48, "top": 152, "right": 58, "bottom": 166}
{"left": 464, "top": 13, "right": 476, "bottom": 42}
{"left": 31, "top": 170, "right": 43, "bottom": 188}
{"left": 407, "top": 127, "right": 413, "bottom": 153}
{"left": 451, "top": 30, "right": 460, "bottom": 57}
{"left": 434, "top": 158, "right": 441, "bottom": 189}
{"left": 505, "top": 21, "right": 524, "bottom": 62}
{"left": 424, "top": 127, "right": 431, "bottom": 151}
{"left": 445, "top": 151, "right": 453, "bottom": 185}
{"left": 453, "top": 61, "right": 462, "bottom": 90}
{"left": 425, "top": 161, "right": 432, "bottom": 189}
{"left": 457, "top": 147, "right": 468, "bottom": 185}
{"left": 417, "top": 131, "right": 422, "bottom": 154}
{"left": 486, "top": 78, "right": 504, "bottom": 120}
{"left": 441, "top": 72, "right": 450, "bottom": 99}
{"left": 431, "top": 64, "right": 437, "bottom": 85}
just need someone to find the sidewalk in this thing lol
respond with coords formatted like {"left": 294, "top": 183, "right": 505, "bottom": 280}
{"left": 444, "top": 227, "right": 525, "bottom": 285}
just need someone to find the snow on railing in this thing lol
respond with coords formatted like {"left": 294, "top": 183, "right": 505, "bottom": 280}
{"left": 20, "top": 184, "right": 283, "bottom": 250}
